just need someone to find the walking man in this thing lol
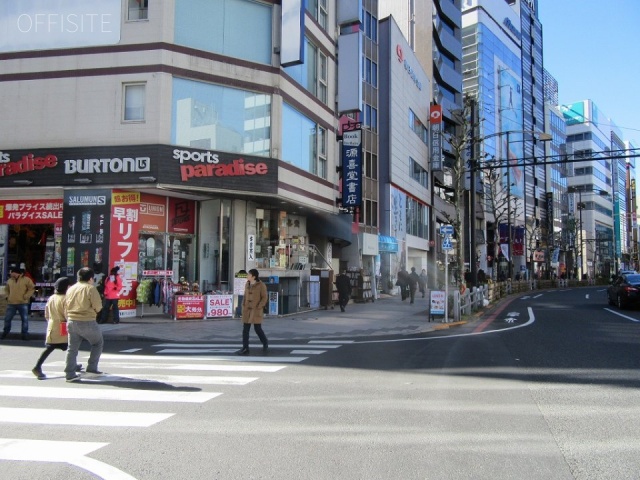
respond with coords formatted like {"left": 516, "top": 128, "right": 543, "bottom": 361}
{"left": 335, "top": 270, "right": 352, "bottom": 312}
{"left": 64, "top": 267, "right": 103, "bottom": 382}
{"left": 408, "top": 267, "right": 420, "bottom": 304}
{"left": 2, "top": 266, "right": 35, "bottom": 340}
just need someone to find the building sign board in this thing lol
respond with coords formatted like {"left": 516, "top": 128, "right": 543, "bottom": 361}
{"left": 341, "top": 129, "right": 362, "bottom": 208}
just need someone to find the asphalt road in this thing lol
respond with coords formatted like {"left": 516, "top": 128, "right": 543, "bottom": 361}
{"left": 0, "top": 286, "right": 639, "bottom": 479}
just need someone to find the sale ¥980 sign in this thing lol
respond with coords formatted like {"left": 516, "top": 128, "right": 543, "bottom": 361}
{"left": 206, "top": 295, "right": 233, "bottom": 318}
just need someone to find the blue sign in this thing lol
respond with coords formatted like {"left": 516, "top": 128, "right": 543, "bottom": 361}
{"left": 442, "top": 238, "right": 453, "bottom": 250}
{"left": 440, "top": 225, "right": 454, "bottom": 235}
{"left": 341, "top": 130, "right": 362, "bottom": 208}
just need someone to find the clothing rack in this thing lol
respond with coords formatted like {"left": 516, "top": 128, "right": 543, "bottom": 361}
{"left": 137, "top": 274, "right": 175, "bottom": 318}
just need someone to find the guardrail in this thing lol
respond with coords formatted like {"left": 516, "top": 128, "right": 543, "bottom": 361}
{"left": 451, "top": 278, "right": 610, "bottom": 321}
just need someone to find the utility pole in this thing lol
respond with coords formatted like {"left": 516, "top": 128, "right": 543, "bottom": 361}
{"left": 469, "top": 97, "right": 478, "bottom": 288}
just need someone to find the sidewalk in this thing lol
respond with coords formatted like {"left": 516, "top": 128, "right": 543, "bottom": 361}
{"left": 4, "top": 294, "right": 468, "bottom": 343}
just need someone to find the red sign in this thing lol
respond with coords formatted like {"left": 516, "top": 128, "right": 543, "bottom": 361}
{"left": 430, "top": 104, "right": 442, "bottom": 124}
{"left": 175, "top": 295, "right": 205, "bottom": 320}
{"left": 168, "top": 197, "right": 195, "bottom": 234}
{"left": 139, "top": 193, "right": 167, "bottom": 231}
{"left": 0, "top": 199, "right": 63, "bottom": 224}
{"left": 109, "top": 190, "right": 141, "bottom": 318}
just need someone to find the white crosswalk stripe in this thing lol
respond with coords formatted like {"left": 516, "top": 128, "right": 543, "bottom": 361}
{"left": 0, "top": 384, "right": 220, "bottom": 403}
{"left": 0, "top": 407, "right": 172, "bottom": 427}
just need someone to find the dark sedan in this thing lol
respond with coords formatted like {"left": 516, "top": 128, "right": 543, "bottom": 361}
{"left": 607, "top": 273, "right": 640, "bottom": 309}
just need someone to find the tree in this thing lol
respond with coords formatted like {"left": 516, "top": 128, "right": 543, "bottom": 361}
{"left": 482, "top": 157, "right": 523, "bottom": 281}
{"left": 439, "top": 95, "right": 476, "bottom": 285}
{"left": 563, "top": 215, "right": 580, "bottom": 278}
{"left": 525, "top": 216, "right": 542, "bottom": 279}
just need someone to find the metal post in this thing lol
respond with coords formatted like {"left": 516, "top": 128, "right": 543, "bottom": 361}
{"left": 469, "top": 98, "right": 478, "bottom": 287}
{"left": 444, "top": 250, "right": 449, "bottom": 323}
{"left": 506, "top": 130, "right": 512, "bottom": 280}
{"left": 579, "top": 191, "right": 585, "bottom": 279}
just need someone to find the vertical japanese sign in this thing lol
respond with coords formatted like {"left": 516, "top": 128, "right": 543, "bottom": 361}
{"left": 430, "top": 104, "right": 443, "bottom": 171}
{"left": 110, "top": 190, "right": 140, "bottom": 318}
{"left": 341, "top": 129, "right": 362, "bottom": 208}
{"left": 61, "top": 190, "right": 111, "bottom": 279}
{"left": 247, "top": 234, "right": 255, "bottom": 261}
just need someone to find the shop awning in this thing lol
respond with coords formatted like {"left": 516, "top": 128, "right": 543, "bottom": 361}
{"left": 379, "top": 235, "right": 399, "bottom": 253}
{"left": 307, "top": 211, "right": 352, "bottom": 246}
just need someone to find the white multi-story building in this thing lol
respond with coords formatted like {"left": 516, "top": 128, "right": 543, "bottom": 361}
{"left": 0, "top": 0, "right": 350, "bottom": 315}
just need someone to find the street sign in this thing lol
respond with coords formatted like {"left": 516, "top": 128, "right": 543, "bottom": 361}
{"left": 440, "top": 225, "right": 454, "bottom": 235}
{"left": 442, "top": 238, "right": 453, "bottom": 250}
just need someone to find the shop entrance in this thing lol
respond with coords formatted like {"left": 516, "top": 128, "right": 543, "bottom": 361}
{"left": 2, "top": 224, "right": 60, "bottom": 283}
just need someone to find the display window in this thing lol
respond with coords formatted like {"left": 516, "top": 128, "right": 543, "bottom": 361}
{"left": 138, "top": 232, "right": 195, "bottom": 284}
{"left": 0, "top": 199, "right": 64, "bottom": 284}
{"left": 254, "top": 208, "right": 307, "bottom": 269}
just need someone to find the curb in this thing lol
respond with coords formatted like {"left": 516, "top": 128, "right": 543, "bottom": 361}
{"left": 433, "top": 320, "right": 467, "bottom": 330}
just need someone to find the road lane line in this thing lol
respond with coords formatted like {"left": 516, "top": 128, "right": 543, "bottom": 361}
{"left": 0, "top": 438, "right": 138, "bottom": 480}
{"left": 604, "top": 308, "right": 640, "bottom": 322}
{"left": 0, "top": 407, "right": 172, "bottom": 427}
{"left": 357, "top": 307, "right": 535, "bottom": 344}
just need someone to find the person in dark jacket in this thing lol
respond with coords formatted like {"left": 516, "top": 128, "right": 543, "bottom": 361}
{"left": 335, "top": 271, "right": 352, "bottom": 312}
{"left": 396, "top": 268, "right": 409, "bottom": 301}
{"left": 237, "top": 269, "right": 268, "bottom": 356}
{"left": 408, "top": 267, "right": 420, "bottom": 304}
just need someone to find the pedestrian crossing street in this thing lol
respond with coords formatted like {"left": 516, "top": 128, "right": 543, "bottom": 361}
{"left": 0, "top": 340, "right": 351, "bottom": 478}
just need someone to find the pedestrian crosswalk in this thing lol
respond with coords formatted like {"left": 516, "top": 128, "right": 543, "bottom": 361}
{"left": 0, "top": 340, "right": 351, "bottom": 479}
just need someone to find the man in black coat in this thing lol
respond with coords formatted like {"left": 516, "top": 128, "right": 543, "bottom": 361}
{"left": 408, "top": 267, "right": 420, "bottom": 304}
{"left": 335, "top": 271, "right": 352, "bottom": 312}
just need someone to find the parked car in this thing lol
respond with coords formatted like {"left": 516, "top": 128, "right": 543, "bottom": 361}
{"left": 607, "top": 273, "right": 640, "bottom": 309}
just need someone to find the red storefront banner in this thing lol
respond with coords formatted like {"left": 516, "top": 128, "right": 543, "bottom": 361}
{"left": 0, "top": 199, "right": 63, "bottom": 224}
{"left": 139, "top": 193, "right": 167, "bottom": 231}
{"left": 175, "top": 295, "right": 205, "bottom": 320}
{"left": 168, "top": 197, "right": 195, "bottom": 233}
{"left": 109, "top": 191, "right": 141, "bottom": 318}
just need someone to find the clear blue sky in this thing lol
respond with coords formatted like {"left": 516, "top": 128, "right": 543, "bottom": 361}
{"left": 538, "top": 0, "right": 640, "bottom": 147}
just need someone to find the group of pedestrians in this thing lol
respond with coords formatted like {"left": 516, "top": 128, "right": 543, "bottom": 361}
{"left": 0, "top": 264, "right": 124, "bottom": 382}
{"left": 396, "top": 267, "right": 427, "bottom": 304}
{"left": 29, "top": 267, "right": 119, "bottom": 382}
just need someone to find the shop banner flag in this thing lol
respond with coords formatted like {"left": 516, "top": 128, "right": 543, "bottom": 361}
{"left": 109, "top": 190, "right": 140, "bottom": 318}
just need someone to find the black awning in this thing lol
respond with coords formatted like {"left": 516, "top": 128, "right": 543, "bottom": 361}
{"left": 307, "top": 211, "right": 352, "bottom": 246}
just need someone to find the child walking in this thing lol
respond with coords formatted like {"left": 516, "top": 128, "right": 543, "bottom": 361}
{"left": 32, "top": 277, "right": 82, "bottom": 380}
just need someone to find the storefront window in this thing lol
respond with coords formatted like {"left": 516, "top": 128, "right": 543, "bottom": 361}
{"left": 254, "top": 209, "right": 307, "bottom": 269}
{"left": 138, "top": 233, "right": 195, "bottom": 284}
{"left": 172, "top": 78, "right": 271, "bottom": 157}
